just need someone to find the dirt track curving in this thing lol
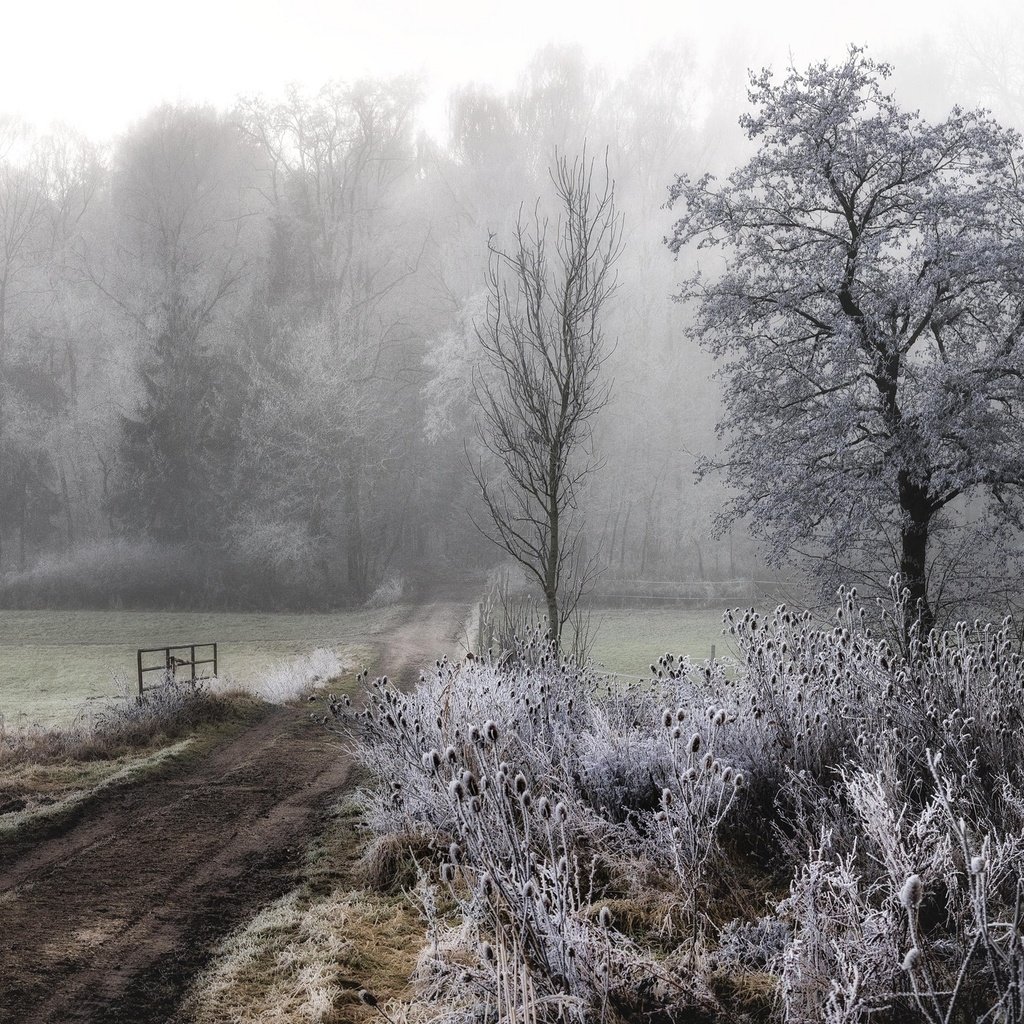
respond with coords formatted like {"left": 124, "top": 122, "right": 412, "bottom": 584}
{"left": 0, "top": 601, "right": 468, "bottom": 1024}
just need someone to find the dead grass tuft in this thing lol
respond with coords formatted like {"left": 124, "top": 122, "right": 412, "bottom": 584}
{"left": 706, "top": 969, "right": 777, "bottom": 1023}
{"left": 356, "top": 829, "right": 437, "bottom": 892}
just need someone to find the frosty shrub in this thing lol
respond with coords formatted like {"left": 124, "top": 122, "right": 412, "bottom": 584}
{"left": 338, "top": 584, "right": 1024, "bottom": 1023}
{"left": 212, "top": 647, "right": 345, "bottom": 704}
{"left": 367, "top": 575, "right": 406, "bottom": 608}
{"left": 333, "top": 631, "right": 727, "bottom": 1022}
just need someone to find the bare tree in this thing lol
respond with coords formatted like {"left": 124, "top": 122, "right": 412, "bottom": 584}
{"left": 471, "top": 150, "right": 622, "bottom": 650}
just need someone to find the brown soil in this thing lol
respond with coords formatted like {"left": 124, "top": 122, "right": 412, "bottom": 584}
{"left": 0, "top": 600, "right": 468, "bottom": 1024}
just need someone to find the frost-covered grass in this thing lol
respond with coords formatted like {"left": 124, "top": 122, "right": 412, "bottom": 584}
{"left": 0, "top": 606, "right": 403, "bottom": 726}
{"left": 214, "top": 647, "right": 349, "bottom": 704}
{"left": 336, "top": 584, "right": 1024, "bottom": 1023}
{"left": 585, "top": 606, "right": 729, "bottom": 677}
{"left": 0, "top": 677, "right": 256, "bottom": 833}
{"left": 185, "top": 798, "right": 426, "bottom": 1024}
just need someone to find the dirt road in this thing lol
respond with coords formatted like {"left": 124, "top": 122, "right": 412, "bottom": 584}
{"left": 0, "top": 601, "right": 468, "bottom": 1024}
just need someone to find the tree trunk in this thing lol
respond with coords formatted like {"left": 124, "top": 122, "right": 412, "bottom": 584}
{"left": 99, "top": 455, "right": 116, "bottom": 536}
{"left": 60, "top": 462, "right": 75, "bottom": 550}
{"left": 546, "top": 589, "right": 559, "bottom": 652}
{"left": 693, "top": 538, "right": 705, "bottom": 581}
{"left": 639, "top": 514, "right": 652, "bottom": 577}
{"left": 18, "top": 466, "right": 27, "bottom": 572}
{"left": 345, "top": 463, "right": 367, "bottom": 602}
{"left": 618, "top": 504, "right": 631, "bottom": 573}
{"left": 546, "top": 488, "right": 560, "bottom": 652}
{"left": 898, "top": 471, "right": 934, "bottom": 634}
{"left": 607, "top": 504, "right": 621, "bottom": 575}
{"left": 0, "top": 433, "right": 4, "bottom": 574}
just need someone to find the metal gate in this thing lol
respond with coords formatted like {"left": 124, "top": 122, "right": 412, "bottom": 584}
{"left": 136, "top": 643, "right": 218, "bottom": 696}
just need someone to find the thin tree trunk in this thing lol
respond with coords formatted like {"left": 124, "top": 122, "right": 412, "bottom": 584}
{"left": 546, "top": 452, "right": 561, "bottom": 651}
{"left": 607, "top": 504, "right": 621, "bottom": 575}
{"left": 345, "top": 463, "right": 366, "bottom": 602}
{"left": 60, "top": 461, "right": 75, "bottom": 550}
{"left": 618, "top": 504, "right": 631, "bottom": 573}
{"left": 18, "top": 466, "right": 27, "bottom": 572}
{"left": 99, "top": 455, "right": 115, "bottom": 536}
{"left": 639, "top": 513, "right": 652, "bottom": 577}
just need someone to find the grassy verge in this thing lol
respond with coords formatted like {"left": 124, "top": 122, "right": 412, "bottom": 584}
{"left": 185, "top": 795, "right": 427, "bottom": 1024}
{"left": 0, "top": 737, "right": 197, "bottom": 838}
{"left": 0, "top": 623, "right": 378, "bottom": 841}
{"left": 0, "top": 690, "right": 268, "bottom": 840}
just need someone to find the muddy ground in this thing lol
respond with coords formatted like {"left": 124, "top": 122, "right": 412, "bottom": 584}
{"left": 0, "top": 601, "right": 468, "bottom": 1024}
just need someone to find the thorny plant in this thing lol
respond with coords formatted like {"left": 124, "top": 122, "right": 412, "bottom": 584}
{"left": 332, "top": 581, "right": 1024, "bottom": 1023}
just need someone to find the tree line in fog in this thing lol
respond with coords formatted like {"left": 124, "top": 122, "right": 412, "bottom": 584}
{"left": 4, "top": 33, "right": 1023, "bottom": 611}
{"left": 0, "top": 46, "right": 749, "bottom": 607}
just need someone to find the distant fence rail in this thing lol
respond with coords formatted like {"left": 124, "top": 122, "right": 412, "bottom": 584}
{"left": 136, "top": 643, "right": 218, "bottom": 696}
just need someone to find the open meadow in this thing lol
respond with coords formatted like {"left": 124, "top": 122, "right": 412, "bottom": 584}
{"left": 0, "top": 605, "right": 414, "bottom": 728}
{"left": 584, "top": 606, "right": 731, "bottom": 677}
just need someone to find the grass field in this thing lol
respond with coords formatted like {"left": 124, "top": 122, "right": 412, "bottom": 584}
{"left": 0, "top": 603, "right": 735, "bottom": 729}
{"left": 0, "top": 606, "right": 410, "bottom": 728}
{"left": 585, "top": 606, "right": 732, "bottom": 679}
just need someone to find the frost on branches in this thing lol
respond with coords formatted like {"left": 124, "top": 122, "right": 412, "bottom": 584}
{"left": 668, "top": 47, "right": 1024, "bottom": 630}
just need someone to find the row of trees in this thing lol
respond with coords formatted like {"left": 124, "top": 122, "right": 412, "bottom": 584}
{"left": 0, "top": 48, "right": 742, "bottom": 608}
{"left": 6, "top": 41, "right": 1023, "bottom": 629}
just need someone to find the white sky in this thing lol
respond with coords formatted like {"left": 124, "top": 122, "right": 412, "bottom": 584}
{"left": 1, "top": 0, "right": 1017, "bottom": 143}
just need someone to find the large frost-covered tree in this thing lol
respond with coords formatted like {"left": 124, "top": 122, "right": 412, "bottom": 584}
{"left": 669, "top": 48, "right": 1024, "bottom": 629}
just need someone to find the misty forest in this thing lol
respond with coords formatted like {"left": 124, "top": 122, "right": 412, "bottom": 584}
{"left": 0, "top": 45, "right": 737, "bottom": 611}
{"left": 9, "top": 19, "right": 1024, "bottom": 1024}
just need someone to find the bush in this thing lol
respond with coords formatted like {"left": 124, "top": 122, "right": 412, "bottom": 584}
{"left": 366, "top": 575, "right": 406, "bottom": 609}
{"left": 0, "top": 540, "right": 227, "bottom": 609}
{"left": 1, "top": 675, "right": 229, "bottom": 766}
{"left": 335, "top": 583, "right": 1024, "bottom": 1023}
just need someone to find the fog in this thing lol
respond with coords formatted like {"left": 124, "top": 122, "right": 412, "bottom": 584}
{"left": 2, "top": 1, "right": 1023, "bottom": 611}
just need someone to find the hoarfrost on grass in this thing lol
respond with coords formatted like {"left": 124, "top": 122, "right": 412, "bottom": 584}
{"left": 212, "top": 647, "right": 346, "bottom": 704}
